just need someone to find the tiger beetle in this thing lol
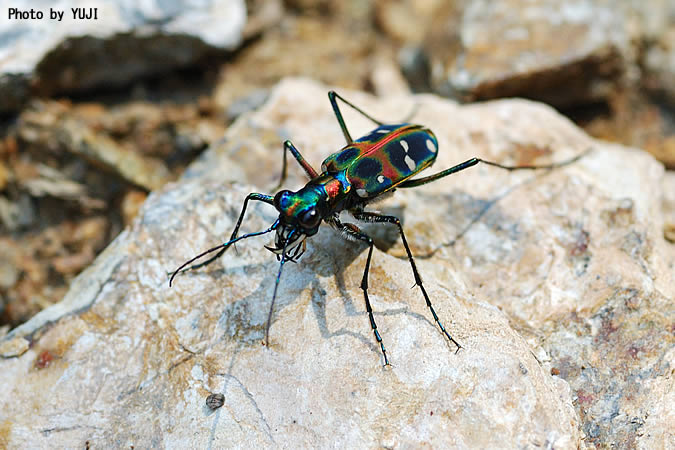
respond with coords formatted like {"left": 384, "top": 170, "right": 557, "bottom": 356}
{"left": 169, "top": 91, "right": 587, "bottom": 366}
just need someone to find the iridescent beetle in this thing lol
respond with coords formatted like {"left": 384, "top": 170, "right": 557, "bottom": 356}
{"left": 169, "top": 92, "right": 586, "bottom": 365}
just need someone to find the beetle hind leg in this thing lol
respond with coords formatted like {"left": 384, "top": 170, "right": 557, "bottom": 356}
{"left": 399, "top": 149, "right": 590, "bottom": 189}
{"left": 352, "top": 211, "right": 462, "bottom": 353}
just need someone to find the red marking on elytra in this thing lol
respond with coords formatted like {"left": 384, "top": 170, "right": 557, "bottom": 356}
{"left": 359, "top": 127, "right": 408, "bottom": 158}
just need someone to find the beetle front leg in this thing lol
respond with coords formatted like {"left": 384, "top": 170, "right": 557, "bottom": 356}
{"left": 168, "top": 193, "right": 274, "bottom": 285}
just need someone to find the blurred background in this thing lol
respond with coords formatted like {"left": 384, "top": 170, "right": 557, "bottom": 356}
{"left": 0, "top": 0, "right": 673, "bottom": 329}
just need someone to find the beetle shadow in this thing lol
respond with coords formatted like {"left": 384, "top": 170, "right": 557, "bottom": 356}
{"left": 204, "top": 220, "right": 448, "bottom": 360}
{"left": 209, "top": 230, "right": 371, "bottom": 346}
{"left": 308, "top": 232, "right": 460, "bottom": 359}
{"left": 411, "top": 175, "right": 545, "bottom": 259}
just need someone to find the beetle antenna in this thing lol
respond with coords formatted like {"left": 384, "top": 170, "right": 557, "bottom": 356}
{"left": 265, "top": 230, "right": 293, "bottom": 346}
{"left": 169, "top": 221, "right": 278, "bottom": 287}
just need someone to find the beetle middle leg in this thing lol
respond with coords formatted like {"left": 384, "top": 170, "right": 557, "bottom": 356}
{"left": 328, "top": 91, "right": 385, "bottom": 144}
{"left": 352, "top": 211, "right": 462, "bottom": 353}
{"left": 331, "top": 217, "right": 390, "bottom": 366}
{"left": 328, "top": 91, "right": 418, "bottom": 145}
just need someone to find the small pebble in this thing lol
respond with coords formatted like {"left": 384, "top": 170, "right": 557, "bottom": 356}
{"left": 206, "top": 393, "right": 225, "bottom": 410}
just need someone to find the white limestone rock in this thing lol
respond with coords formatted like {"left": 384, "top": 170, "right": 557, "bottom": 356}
{"left": 0, "top": 0, "right": 246, "bottom": 112}
{"left": 1, "top": 78, "right": 672, "bottom": 447}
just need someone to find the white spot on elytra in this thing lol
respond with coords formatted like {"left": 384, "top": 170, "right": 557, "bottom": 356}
{"left": 376, "top": 129, "right": 389, "bottom": 133}
{"left": 400, "top": 139, "right": 415, "bottom": 170}
{"left": 404, "top": 155, "right": 416, "bottom": 171}
{"left": 426, "top": 139, "right": 437, "bottom": 153}
{"left": 356, "top": 188, "right": 368, "bottom": 197}
{"left": 321, "top": 163, "right": 327, "bottom": 172}
{"left": 377, "top": 175, "right": 385, "bottom": 183}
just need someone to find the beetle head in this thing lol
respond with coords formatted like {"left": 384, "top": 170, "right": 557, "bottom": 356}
{"left": 268, "top": 188, "right": 326, "bottom": 259}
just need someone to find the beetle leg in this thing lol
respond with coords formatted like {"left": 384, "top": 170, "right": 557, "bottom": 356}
{"left": 352, "top": 211, "right": 462, "bottom": 353}
{"left": 399, "top": 149, "right": 591, "bottom": 188}
{"left": 329, "top": 91, "right": 420, "bottom": 145}
{"left": 168, "top": 193, "right": 274, "bottom": 285}
{"left": 333, "top": 217, "right": 390, "bottom": 366}
{"left": 328, "top": 91, "right": 384, "bottom": 144}
{"left": 276, "top": 140, "right": 320, "bottom": 190}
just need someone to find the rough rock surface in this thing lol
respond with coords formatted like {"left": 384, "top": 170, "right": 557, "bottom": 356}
{"left": 433, "top": 0, "right": 628, "bottom": 106}
{"left": 627, "top": 0, "right": 675, "bottom": 106}
{"left": 644, "top": 28, "right": 675, "bottom": 104}
{"left": 0, "top": 0, "right": 246, "bottom": 112}
{"left": 1, "top": 79, "right": 672, "bottom": 447}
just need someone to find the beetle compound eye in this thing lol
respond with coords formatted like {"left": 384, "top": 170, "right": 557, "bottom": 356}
{"left": 274, "top": 190, "right": 292, "bottom": 211}
{"left": 300, "top": 208, "right": 321, "bottom": 228}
